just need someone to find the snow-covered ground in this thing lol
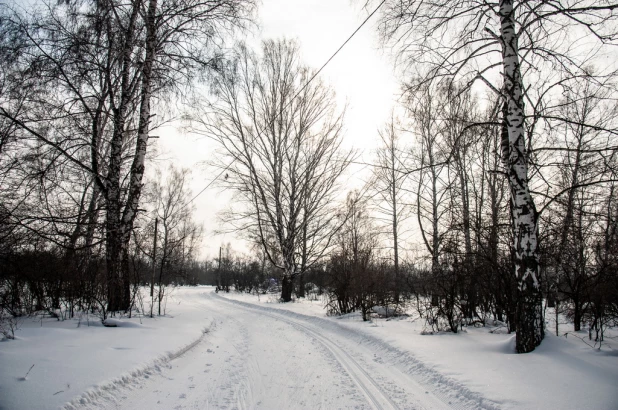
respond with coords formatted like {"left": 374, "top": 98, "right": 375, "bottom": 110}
{"left": 1, "top": 286, "right": 616, "bottom": 409}
{"left": 220, "top": 291, "right": 618, "bottom": 410}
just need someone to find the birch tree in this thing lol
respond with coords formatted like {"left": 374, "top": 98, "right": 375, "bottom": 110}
{"left": 374, "top": 0, "right": 618, "bottom": 352}
{"left": 370, "top": 116, "right": 411, "bottom": 300}
{"left": 142, "top": 165, "right": 202, "bottom": 315}
{"left": 537, "top": 74, "right": 618, "bottom": 332}
{"left": 409, "top": 84, "right": 452, "bottom": 278}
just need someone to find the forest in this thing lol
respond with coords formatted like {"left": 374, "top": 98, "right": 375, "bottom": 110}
{"left": 1, "top": 0, "right": 617, "bottom": 355}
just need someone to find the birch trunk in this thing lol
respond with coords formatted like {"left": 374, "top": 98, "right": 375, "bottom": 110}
{"left": 499, "top": 0, "right": 544, "bottom": 353}
{"left": 122, "top": 0, "right": 157, "bottom": 236}
{"left": 120, "top": 0, "right": 158, "bottom": 308}
{"left": 105, "top": 0, "right": 140, "bottom": 312}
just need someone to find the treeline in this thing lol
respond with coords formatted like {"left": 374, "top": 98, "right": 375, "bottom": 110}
{"left": 208, "top": 74, "right": 618, "bottom": 345}
{"left": 0, "top": 163, "right": 204, "bottom": 319}
{"left": 386, "top": 81, "right": 618, "bottom": 340}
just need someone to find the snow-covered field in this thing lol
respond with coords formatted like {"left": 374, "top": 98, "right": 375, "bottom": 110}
{"left": 1, "top": 286, "right": 616, "bottom": 409}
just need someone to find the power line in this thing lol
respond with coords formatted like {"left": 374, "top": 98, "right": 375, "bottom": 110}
{"left": 184, "top": 0, "right": 386, "bottom": 207}
{"left": 287, "top": 0, "right": 387, "bottom": 111}
{"left": 186, "top": 164, "right": 230, "bottom": 206}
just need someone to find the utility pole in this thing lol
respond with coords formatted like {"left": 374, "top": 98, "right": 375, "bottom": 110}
{"left": 150, "top": 217, "right": 158, "bottom": 317}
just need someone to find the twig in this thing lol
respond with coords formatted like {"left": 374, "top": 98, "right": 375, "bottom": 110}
{"left": 562, "top": 331, "right": 598, "bottom": 349}
{"left": 23, "top": 364, "right": 35, "bottom": 380}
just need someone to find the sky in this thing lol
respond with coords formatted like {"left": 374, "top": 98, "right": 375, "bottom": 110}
{"left": 156, "top": 0, "right": 400, "bottom": 259}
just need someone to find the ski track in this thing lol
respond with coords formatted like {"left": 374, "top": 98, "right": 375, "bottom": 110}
{"left": 64, "top": 290, "right": 502, "bottom": 410}
{"left": 212, "top": 292, "right": 502, "bottom": 410}
{"left": 234, "top": 302, "right": 401, "bottom": 410}
{"left": 194, "top": 293, "right": 367, "bottom": 410}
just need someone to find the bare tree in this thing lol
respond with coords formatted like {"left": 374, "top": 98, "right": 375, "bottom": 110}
{"left": 369, "top": 115, "right": 412, "bottom": 301}
{"left": 326, "top": 190, "right": 380, "bottom": 320}
{"left": 536, "top": 74, "right": 618, "bottom": 332}
{"left": 148, "top": 165, "right": 202, "bottom": 315}
{"left": 408, "top": 83, "right": 452, "bottom": 278}
{"left": 192, "top": 39, "right": 353, "bottom": 302}
{"left": 407, "top": 82, "right": 482, "bottom": 332}
{"left": 592, "top": 178, "right": 618, "bottom": 342}
{"left": 477, "top": 101, "right": 515, "bottom": 329}
{"left": 373, "top": 0, "right": 618, "bottom": 352}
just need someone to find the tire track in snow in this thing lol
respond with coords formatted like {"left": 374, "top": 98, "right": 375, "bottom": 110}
{"left": 97, "top": 314, "right": 251, "bottom": 410}
{"left": 212, "top": 292, "right": 502, "bottom": 410}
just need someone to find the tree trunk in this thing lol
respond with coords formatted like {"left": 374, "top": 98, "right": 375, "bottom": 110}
{"left": 298, "top": 215, "right": 307, "bottom": 298}
{"left": 499, "top": 0, "right": 544, "bottom": 353}
{"left": 106, "top": 210, "right": 123, "bottom": 312}
{"left": 118, "top": 0, "right": 158, "bottom": 311}
{"left": 121, "top": 247, "right": 132, "bottom": 311}
{"left": 121, "top": 0, "right": 157, "bottom": 248}
{"left": 298, "top": 273, "right": 305, "bottom": 298}
{"left": 391, "top": 137, "right": 400, "bottom": 303}
{"left": 281, "top": 274, "right": 294, "bottom": 302}
{"left": 573, "top": 298, "right": 581, "bottom": 332}
{"left": 105, "top": 0, "right": 140, "bottom": 313}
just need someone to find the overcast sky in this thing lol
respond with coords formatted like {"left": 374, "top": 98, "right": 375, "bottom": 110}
{"left": 156, "top": 0, "right": 400, "bottom": 259}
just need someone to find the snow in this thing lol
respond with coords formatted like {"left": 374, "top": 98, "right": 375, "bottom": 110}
{"left": 1, "top": 286, "right": 616, "bottom": 410}
{"left": 220, "top": 291, "right": 618, "bottom": 410}
{"left": 0, "top": 288, "right": 211, "bottom": 410}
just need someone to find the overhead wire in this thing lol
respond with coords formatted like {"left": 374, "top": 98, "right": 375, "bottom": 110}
{"left": 183, "top": 0, "right": 387, "bottom": 208}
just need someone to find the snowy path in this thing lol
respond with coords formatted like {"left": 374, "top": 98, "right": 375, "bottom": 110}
{"left": 81, "top": 290, "right": 498, "bottom": 410}
{"left": 5, "top": 287, "right": 615, "bottom": 410}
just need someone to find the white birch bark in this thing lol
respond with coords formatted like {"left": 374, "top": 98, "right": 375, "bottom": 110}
{"left": 499, "top": 0, "right": 544, "bottom": 353}
{"left": 122, "top": 0, "right": 157, "bottom": 254}
{"left": 105, "top": 0, "right": 140, "bottom": 312}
